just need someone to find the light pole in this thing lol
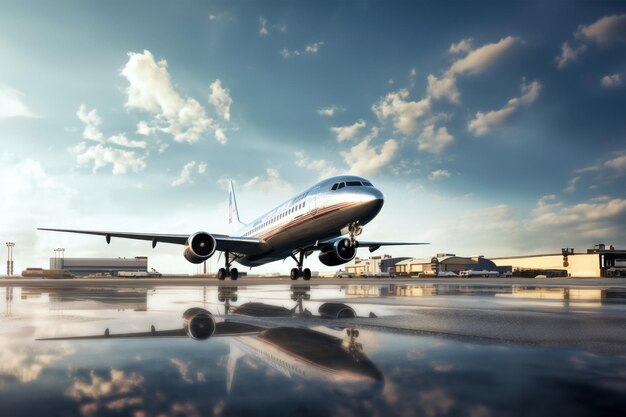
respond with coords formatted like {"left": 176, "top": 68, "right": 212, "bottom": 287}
{"left": 6, "top": 242, "right": 15, "bottom": 276}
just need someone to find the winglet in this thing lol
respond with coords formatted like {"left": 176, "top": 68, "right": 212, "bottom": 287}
{"left": 228, "top": 180, "right": 245, "bottom": 233}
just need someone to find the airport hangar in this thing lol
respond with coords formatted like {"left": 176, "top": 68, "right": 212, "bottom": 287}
{"left": 49, "top": 256, "right": 148, "bottom": 276}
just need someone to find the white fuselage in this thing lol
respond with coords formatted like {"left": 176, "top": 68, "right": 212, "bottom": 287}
{"left": 232, "top": 175, "right": 384, "bottom": 267}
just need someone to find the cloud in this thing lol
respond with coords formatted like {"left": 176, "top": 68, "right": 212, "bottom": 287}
{"left": 468, "top": 79, "right": 541, "bottom": 136}
{"left": 556, "top": 41, "right": 587, "bottom": 69}
{"left": 448, "top": 36, "right": 519, "bottom": 76}
{"left": 341, "top": 138, "right": 398, "bottom": 177}
{"left": 171, "top": 160, "right": 207, "bottom": 187}
{"left": 242, "top": 168, "right": 293, "bottom": 193}
{"left": 428, "top": 169, "right": 451, "bottom": 181}
{"left": 71, "top": 142, "right": 147, "bottom": 175}
{"left": 208, "top": 79, "right": 233, "bottom": 122}
{"left": 318, "top": 106, "right": 341, "bottom": 117}
{"left": 449, "top": 38, "right": 473, "bottom": 54}
{"left": 577, "top": 13, "right": 626, "bottom": 45}
{"left": 121, "top": 50, "right": 224, "bottom": 144}
{"left": 73, "top": 105, "right": 148, "bottom": 174}
{"left": 601, "top": 73, "right": 622, "bottom": 87}
{"left": 372, "top": 89, "right": 431, "bottom": 134}
{"left": 428, "top": 36, "right": 519, "bottom": 103}
{"left": 564, "top": 176, "right": 580, "bottom": 193}
{"left": 418, "top": 124, "right": 454, "bottom": 154}
{"left": 305, "top": 41, "right": 324, "bottom": 53}
{"left": 605, "top": 154, "right": 626, "bottom": 174}
{"left": 331, "top": 119, "right": 366, "bottom": 142}
{"left": 259, "top": 17, "right": 269, "bottom": 35}
{"left": 0, "top": 85, "right": 38, "bottom": 118}
{"left": 76, "top": 105, "right": 105, "bottom": 142}
{"left": 557, "top": 14, "right": 626, "bottom": 69}
{"left": 281, "top": 42, "right": 324, "bottom": 58}
{"left": 427, "top": 74, "right": 460, "bottom": 103}
{"left": 294, "top": 151, "right": 341, "bottom": 179}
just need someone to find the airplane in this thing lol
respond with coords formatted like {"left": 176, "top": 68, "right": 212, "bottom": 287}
{"left": 39, "top": 175, "right": 427, "bottom": 280}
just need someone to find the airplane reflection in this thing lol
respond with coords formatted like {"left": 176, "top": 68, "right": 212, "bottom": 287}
{"left": 39, "top": 290, "right": 383, "bottom": 396}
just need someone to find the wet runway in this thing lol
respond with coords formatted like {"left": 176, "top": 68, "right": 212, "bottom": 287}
{"left": 1, "top": 281, "right": 625, "bottom": 416}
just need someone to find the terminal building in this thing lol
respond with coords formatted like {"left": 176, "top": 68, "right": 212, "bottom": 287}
{"left": 492, "top": 244, "right": 626, "bottom": 278}
{"left": 49, "top": 257, "right": 148, "bottom": 277}
{"left": 344, "top": 255, "right": 411, "bottom": 276}
{"left": 394, "top": 254, "right": 511, "bottom": 276}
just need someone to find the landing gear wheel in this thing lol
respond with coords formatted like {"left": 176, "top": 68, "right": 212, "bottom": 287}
{"left": 303, "top": 268, "right": 311, "bottom": 281}
{"left": 290, "top": 268, "right": 300, "bottom": 281}
{"left": 230, "top": 268, "right": 239, "bottom": 280}
{"left": 217, "top": 268, "right": 227, "bottom": 281}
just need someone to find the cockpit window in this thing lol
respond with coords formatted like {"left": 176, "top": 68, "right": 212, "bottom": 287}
{"left": 362, "top": 181, "right": 373, "bottom": 186}
{"left": 331, "top": 183, "right": 338, "bottom": 190}
{"left": 346, "top": 181, "right": 362, "bottom": 187}
{"left": 337, "top": 182, "right": 345, "bottom": 189}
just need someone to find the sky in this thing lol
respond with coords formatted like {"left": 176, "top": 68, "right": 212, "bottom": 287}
{"left": 1, "top": 0, "right": 625, "bottom": 274}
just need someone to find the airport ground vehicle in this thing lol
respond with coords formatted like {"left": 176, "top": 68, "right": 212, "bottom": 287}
{"left": 459, "top": 270, "right": 501, "bottom": 278}
{"left": 115, "top": 269, "right": 162, "bottom": 278}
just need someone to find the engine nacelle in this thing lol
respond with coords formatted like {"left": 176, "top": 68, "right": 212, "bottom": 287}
{"left": 183, "top": 307, "right": 216, "bottom": 340}
{"left": 318, "top": 238, "right": 357, "bottom": 266}
{"left": 318, "top": 303, "right": 356, "bottom": 319}
{"left": 183, "top": 232, "right": 217, "bottom": 264}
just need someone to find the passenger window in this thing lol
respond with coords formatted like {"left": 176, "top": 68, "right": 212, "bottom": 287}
{"left": 331, "top": 183, "right": 338, "bottom": 190}
{"left": 337, "top": 182, "right": 345, "bottom": 189}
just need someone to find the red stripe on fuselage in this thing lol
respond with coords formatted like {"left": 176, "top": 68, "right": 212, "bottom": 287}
{"left": 258, "top": 202, "right": 356, "bottom": 241}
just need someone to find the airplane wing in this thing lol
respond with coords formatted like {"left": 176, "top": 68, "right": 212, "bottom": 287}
{"left": 37, "top": 228, "right": 265, "bottom": 254}
{"left": 37, "top": 321, "right": 264, "bottom": 341}
{"left": 316, "top": 237, "right": 428, "bottom": 253}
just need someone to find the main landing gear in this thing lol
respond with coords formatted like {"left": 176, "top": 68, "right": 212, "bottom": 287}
{"left": 290, "top": 250, "right": 311, "bottom": 281}
{"left": 217, "top": 251, "right": 238, "bottom": 281}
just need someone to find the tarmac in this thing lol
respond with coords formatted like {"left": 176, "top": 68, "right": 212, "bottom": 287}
{"left": 1, "top": 276, "right": 626, "bottom": 288}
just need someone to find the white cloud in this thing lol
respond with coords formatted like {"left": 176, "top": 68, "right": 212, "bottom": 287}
{"left": 197, "top": 162, "right": 208, "bottom": 174}
{"left": 448, "top": 36, "right": 518, "bottom": 76}
{"left": 427, "top": 37, "right": 519, "bottom": 103}
{"left": 426, "top": 74, "right": 460, "bottom": 103}
{"left": 71, "top": 142, "right": 147, "bottom": 175}
{"left": 372, "top": 89, "right": 431, "bottom": 134}
{"left": 208, "top": 79, "right": 233, "bottom": 122}
{"left": 341, "top": 138, "right": 398, "bottom": 177}
{"left": 259, "top": 17, "right": 269, "bottom": 35}
{"left": 418, "top": 124, "right": 454, "bottom": 154}
{"left": 294, "top": 151, "right": 341, "bottom": 179}
{"left": 449, "top": 38, "right": 473, "bottom": 54}
{"left": 318, "top": 106, "right": 341, "bottom": 117}
{"left": 243, "top": 168, "right": 293, "bottom": 193}
{"left": 428, "top": 169, "right": 451, "bottom": 181}
{"left": 605, "top": 154, "right": 626, "bottom": 174}
{"left": 564, "top": 176, "right": 580, "bottom": 193}
{"left": 280, "top": 48, "right": 290, "bottom": 59}
{"left": 468, "top": 79, "right": 541, "bottom": 136}
{"left": 121, "top": 50, "right": 222, "bottom": 144}
{"left": 556, "top": 41, "right": 587, "bottom": 69}
{"left": 76, "top": 105, "right": 105, "bottom": 142}
{"left": 0, "top": 85, "right": 38, "bottom": 118}
{"left": 330, "top": 119, "right": 366, "bottom": 142}
{"left": 601, "top": 73, "right": 622, "bottom": 87}
{"left": 172, "top": 161, "right": 197, "bottom": 187}
{"left": 577, "top": 13, "right": 626, "bottom": 45}
{"left": 305, "top": 42, "right": 324, "bottom": 53}
{"left": 107, "top": 134, "right": 147, "bottom": 149}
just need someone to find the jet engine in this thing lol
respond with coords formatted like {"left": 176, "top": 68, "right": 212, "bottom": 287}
{"left": 183, "top": 232, "right": 217, "bottom": 264}
{"left": 183, "top": 307, "right": 216, "bottom": 340}
{"left": 318, "top": 303, "right": 356, "bottom": 319}
{"left": 318, "top": 238, "right": 357, "bottom": 266}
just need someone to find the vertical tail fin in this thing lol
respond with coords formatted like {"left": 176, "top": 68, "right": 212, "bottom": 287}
{"left": 228, "top": 180, "right": 245, "bottom": 234}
